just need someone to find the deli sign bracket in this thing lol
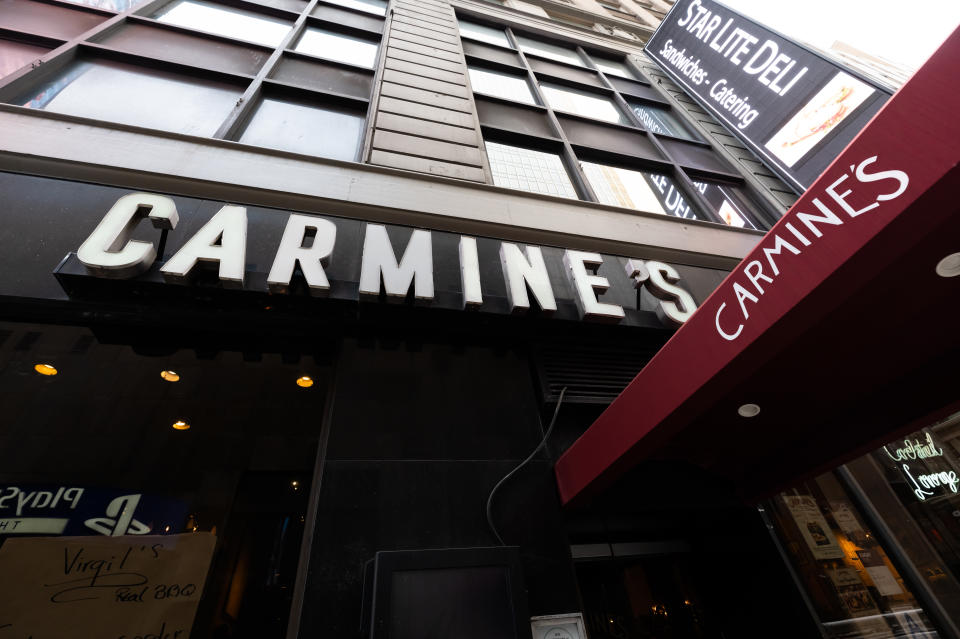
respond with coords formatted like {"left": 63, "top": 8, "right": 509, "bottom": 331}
{"left": 645, "top": 0, "right": 892, "bottom": 192}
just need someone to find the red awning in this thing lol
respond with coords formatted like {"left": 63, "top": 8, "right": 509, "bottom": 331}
{"left": 555, "top": 27, "right": 960, "bottom": 506}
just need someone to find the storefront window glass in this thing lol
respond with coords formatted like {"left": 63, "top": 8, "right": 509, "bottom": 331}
{"left": 485, "top": 141, "right": 578, "bottom": 198}
{"left": 767, "top": 471, "right": 941, "bottom": 638}
{"left": 16, "top": 59, "right": 241, "bottom": 137}
{"left": 468, "top": 66, "right": 537, "bottom": 105}
{"left": 293, "top": 26, "right": 379, "bottom": 69}
{"left": 238, "top": 97, "right": 364, "bottom": 160}
{"left": 0, "top": 321, "right": 327, "bottom": 637}
{"left": 154, "top": 0, "right": 293, "bottom": 47}
{"left": 540, "top": 82, "right": 627, "bottom": 125}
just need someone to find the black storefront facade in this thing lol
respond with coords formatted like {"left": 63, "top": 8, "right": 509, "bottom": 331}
{"left": 0, "top": 170, "right": 816, "bottom": 638}
{"left": 2, "top": 0, "right": 960, "bottom": 636}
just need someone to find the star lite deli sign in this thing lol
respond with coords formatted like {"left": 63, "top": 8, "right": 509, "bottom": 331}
{"left": 645, "top": 0, "right": 890, "bottom": 191}
{"left": 69, "top": 193, "right": 701, "bottom": 328}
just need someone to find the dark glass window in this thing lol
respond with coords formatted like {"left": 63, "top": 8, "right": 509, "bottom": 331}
{"left": 0, "top": 321, "right": 328, "bottom": 637}
{"left": 238, "top": 97, "right": 365, "bottom": 160}
{"left": 17, "top": 59, "right": 242, "bottom": 137}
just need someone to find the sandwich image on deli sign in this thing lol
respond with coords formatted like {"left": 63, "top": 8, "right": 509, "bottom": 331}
{"left": 645, "top": 0, "right": 891, "bottom": 192}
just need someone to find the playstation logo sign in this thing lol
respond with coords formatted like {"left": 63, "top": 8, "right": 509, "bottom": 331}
{"left": 84, "top": 494, "right": 151, "bottom": 536}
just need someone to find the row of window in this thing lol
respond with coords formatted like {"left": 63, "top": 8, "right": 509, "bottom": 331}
{"left": 1, "top": 0, "right": 774, "bottom": 229}
{"left": 2, "top": 0, "right": 386, "bottom": 162}
{"left": 456, "top": 15, "right": 770, "bottom": 229}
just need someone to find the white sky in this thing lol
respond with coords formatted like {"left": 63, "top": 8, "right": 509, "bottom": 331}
{"left": 719, "top": 0, "right": 960, "bottom": 70}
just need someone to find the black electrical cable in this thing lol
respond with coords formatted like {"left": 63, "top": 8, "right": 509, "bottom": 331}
{"left": 485, "top": 387, "right": 567, "bottom": 546}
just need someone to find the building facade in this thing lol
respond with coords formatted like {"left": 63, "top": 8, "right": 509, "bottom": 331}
{"left": 0, "top": 0, "right": 959, "bottom": 638}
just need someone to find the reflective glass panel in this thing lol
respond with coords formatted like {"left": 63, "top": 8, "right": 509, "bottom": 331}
{"left": 294, "top": 27, "right": 379, "bottom": 69}
{"left": 154, "top": 0, "right": 292, "bottom": 47}
{"left": 17, "top": 59, "right": 241, "bottom": 137}
{"left": 591, "top": 55, "right": 634, "bottom": 79}
{"left": 767, "top": 472, "right": 942, "bottom": 638}
{"left": 0, "top": 320, "right": 325, "bottom": 637}
{"left": 581, "top": 162, "right": 708, "bottom": 221}
{"left": 468, "top": 67, "right": 535, "bottom": 105}
{"left": 457, "top": 18, "right": 510, "bottom": 47}
{"left": 516, "top": 35, "right": 583, "bottom": 66}
{"left": 691, "top": 180, "right": 759, "bottom": 229}
{"left": 629, "top": 101, "right": 696, "bottom": 141}
{"left": 540, "top": 82, "right": 626, "bottom": 124}
{"left": 319, "top": 0, "right": 386, "bottom": 15}
{"left": 485, "top": 142, "right": 577, "bottom": 198}
{"left": 62, "top": 0, "right": 145, "bottom": 9}
{"left": 0, "top": 40, "right": 49, "bottom": 80}
{"left": 239, "top": 97, "right": 364, "bottom": 160}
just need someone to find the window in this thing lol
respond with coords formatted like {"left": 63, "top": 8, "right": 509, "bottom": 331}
{"left": 468, "top": 66, "right": 536, "bottom": 105}
{"left": 154, "top": 0, "right": 293, "bottom": 47}
{"left": 294, "top": 27, "right": 379, "bottom": 68}
{"left": 318, "top": 0, "right": 386, "bottom": 15}
{"left": 485, "top": 142, "right": 577, "bottom": 198}
{"left": 239, "top": 97, "right": 364, "bottom": 160}
{"left": 457, "top": 18, "right": 510, "bottom": 48}
{"left": 692, "top": 180, "right": 759, "bottom": 229}
{"left": 591, "top": 55, "right": 635, "bottom": 79}
{"left": 18, "top": 59, "right": 242, "bottom": 137}
{"left": 582, "top": 162, "right": 707, "bottom": 220}
{"left": 540, "top": 82, "right": 627, "bottom": 125}
{"left": 0, "top": 39, "right": 49, "bottom": 80}
{"left": 516, "top": 35, "right": 584, "bottom": 67}
{"left": 64, "top": 0, "right": 145, "bottom": 9}
{"left": 629, "top": 101, "right": 697, "bottom": 141}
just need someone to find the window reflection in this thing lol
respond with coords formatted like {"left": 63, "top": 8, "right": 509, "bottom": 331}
{"left": 18, "top": 59, "right": 241, "bottom": 137}
{"left": 540, "top": 82, "right": 626, "bottom": 124}
{"left": 293, "top": 27, "right": 379, "bottom": 69}
{"left": 516, "top": 35, "right": 584, "bottom": 66}
{"left": 581, "top": 161, "right": 707, "bottom": 220}
{"left": 591, "top": 55, "right": 634, "bottom": 79}
{"left": 319, "top": 0, "right": 386, "bottom": 15}
{"left": 154, "top": 0, "right": 293, "bottom": 47}
{"left": 0, "top": 321, "right": 325, "bottom": 637}
{"left": 468, "top": 66, "right": 536, "bottom": 105}
{"left": 767, "top": 473, "right": 941, "bottom": 638}
{"left": 457, "top": 18, "right": 510, "bottom": 48}
{"left": 239, "top": 97, "right": 364, "bottom": 160}
{"left": 629, "top": 101, "right": 697, "bottom": 141}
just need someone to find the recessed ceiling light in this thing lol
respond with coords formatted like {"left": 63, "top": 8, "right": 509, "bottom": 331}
{"left": 34, "top": 363, "right": 57, "bottom": 376}
{"left": 737, "top": 403, "right": 761, "bottom": 418}
{"left": 296, "top": 376, "right": 314, "bottom": 388}
{"left": 935, "top": 252, "right": 960, "bottom": 278}
{"left": 160, "top": 370, "right": 180, "bottom": 382}
{"left": 172, "top": 420, "right": 190, "bottom": 431}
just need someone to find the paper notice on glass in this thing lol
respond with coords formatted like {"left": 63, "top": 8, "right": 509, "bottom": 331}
{"left": 0, "top": 532, "right": 216, "bottom": 639}
{"left": 830, "top": 501, "right": 864, "bottom": 536}
{"left": 856, "top": 549, "right": 905, "bottom": 596}
{"left": 782, "top": 495, "right": 845, "bottom": 560}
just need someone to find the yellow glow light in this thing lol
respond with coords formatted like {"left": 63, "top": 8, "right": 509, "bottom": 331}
{"left": 296, "top": 376, "right": 314, "bottom": 388}
{"left": 172, "top": 420, "right": 190, "bottom": 431}
{"left": 34, "top": 363, "right": 58, "bottom": 376}
{"left": 161, "top": 370, "right": 180, "bottom": 382}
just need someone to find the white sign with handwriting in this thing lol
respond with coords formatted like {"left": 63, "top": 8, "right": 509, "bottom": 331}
{"left": 0, "top": 533, "right": 215, "bottom": 638}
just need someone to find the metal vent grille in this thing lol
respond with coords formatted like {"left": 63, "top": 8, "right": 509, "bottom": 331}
{"left": 533, "top": 339, "right": 666, "bottom": 404}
